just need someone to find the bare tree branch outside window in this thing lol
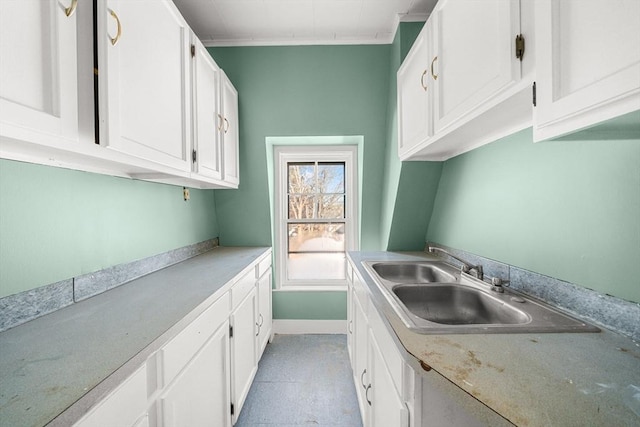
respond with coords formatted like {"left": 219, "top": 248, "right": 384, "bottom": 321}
{"left": 287, "top": 162, "right": 345, "bottom": 253}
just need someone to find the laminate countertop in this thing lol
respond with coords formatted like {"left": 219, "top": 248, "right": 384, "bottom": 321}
{"left": 0, "top": 246, "right": 270, "bottom": 427}
{"left": 348, "top": 251, "right": 640, "bottom": 427}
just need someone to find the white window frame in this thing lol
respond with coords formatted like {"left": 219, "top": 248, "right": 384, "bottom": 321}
{"left": 274, "top": 145, "right": 359, "bottom": 291}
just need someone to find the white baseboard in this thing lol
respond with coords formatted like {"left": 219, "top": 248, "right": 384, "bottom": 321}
{"left": 272, "top": 319, "right": 347, "bottom": 334}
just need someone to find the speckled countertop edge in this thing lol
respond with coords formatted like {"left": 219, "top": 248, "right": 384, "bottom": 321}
{"left": 0, "top": 247, "right": 271, "bottom": 427}
{"left": 347, "top": 251, "right": 640, "bottom": 427}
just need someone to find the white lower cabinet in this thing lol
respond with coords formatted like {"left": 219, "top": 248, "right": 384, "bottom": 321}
{"left": 349, "top": 266, "right": 410, "bottom": 427}
{"left": 72, "top": 250, "right": 272, "bottom": 427}
{"left": 256, "top": 265, "right": 273, "bottom": 358}
{"left": 346, "top": 263, "right": 355, "bottom": 365}
{"left": 348, "top": 257, "right": 516, "bottom": 427}
{"left": 158, "top": 292, "right": 231, "bottom": 427}
{"left": 159, "top": 320, "right": 231, "bottom": 427}
{"left": 368, "top": 329, "right": 409, "bottom": 427}
{"left": 73, "top": 365, "right": 148, "bottom": 427}
{"left": 353, "top": 290, "right": 370, "bottom": 424}
{"left": 230, "top": 282, "right": 258, "bottom": 424}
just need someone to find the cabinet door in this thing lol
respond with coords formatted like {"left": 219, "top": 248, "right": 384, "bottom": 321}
{"left": 0, "top": 0, "right": 78, "bottom": 146}
{"left": 256, "top": 269, "right": 272, "bottom": 358}
{"left": 160, "top": 321, "right": 231, "bottom": 427}
{"left": 73, "top": 365, "right": 148, "bottom": 427}
{"left": 98, "top": 0, "right": 190, "bottom": 170}
{"left": 192, "top": 37, "right": 223, "bottom": 180}
{"left": 231, "top": 287, "right": 258, "bottom": 423}
{"left": 533, "top": 0, "right": 640, "bottom": 141}
{"left": 397, "top": 20, "right": 433, "bottom": 158}
{"left": 433, "top": 0, "right": 521, "bottom": 133}
{"left": 221, "top": 74, "right": 240, "bottom": 186}
{"left": 347, "top": 283, "right": 354, "bottom": 365}
{"left": 352, "top": 294, "right": 369, "bottom": 425}
{"left": 368, "top": 329, "right": 409, "bottom": 427}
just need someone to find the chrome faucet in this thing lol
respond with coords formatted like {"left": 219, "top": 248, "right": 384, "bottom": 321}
{"left": 489, "top": 277, "right": 509, "bottom": 293}
{"left": 428, "top": 246, "right": 484, "bottom": 280}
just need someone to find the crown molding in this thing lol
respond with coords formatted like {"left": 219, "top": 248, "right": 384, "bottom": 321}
{"left": 202, "top": 34, "right": 396, "bottom": 47}
{"left": 200, "top": 14, "right": 429, "bottom": 49}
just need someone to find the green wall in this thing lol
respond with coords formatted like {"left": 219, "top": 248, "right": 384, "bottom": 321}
{"left": 427, "top": 128, "right": 640, "bottom": 303}
{"left": 387, "top": 162, "right": 442, "bottom": 250}
{"left": 272, "top": 291, "right": 347, "bottom": 320}
{"left": 209, "top": 45, "right": 391, "bottom": 319}
{"left": 380, "top": 22, "right": 443, "bottom": 252}
{"left": 0, "top": 159, "right": 219, "bottom": 298}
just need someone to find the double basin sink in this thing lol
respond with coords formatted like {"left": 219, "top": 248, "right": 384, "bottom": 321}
{"left": 362, "top": 260, "right": 599, "bottom": 334}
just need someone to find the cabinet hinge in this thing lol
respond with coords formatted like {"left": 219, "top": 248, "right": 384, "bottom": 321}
{"left": 229, "top": 325, "right": 233, "bottom": 338}
{"left": 532, "top": 81, "right": 537, "bottom": 107}
{"left": 192, "top": 149, "right": 197, "bottom": 163}
{"left": 231, "top": 403, "right": 235, "bottom": 416}
{"left": 190, "top": 44, "right": 195, "bottom": 58}
{"left": 515, "top": 34, "right": 525, "bottom": 61}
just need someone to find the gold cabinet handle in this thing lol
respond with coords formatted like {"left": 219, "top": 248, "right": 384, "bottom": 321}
{"left": 431, "top": 56, "right": 439, "bottom": 80}
{"left": 64, "top": 0, "right": 78, "bottom": 17}
{"left": 108, "top": 8, "right": 122, "bottom": 46}
{"left": 224, "top": 117, "right": 229, "bottom": 134}
{"left": 420, "top": 69, "right": 428, "bottom": 91}
{"left": 217, "top": 114, "right": 224, "bottom": 131}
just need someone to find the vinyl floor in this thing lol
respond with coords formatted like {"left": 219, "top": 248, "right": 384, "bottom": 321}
{"left": 235, "top": 334, "right": 363, "bottom": 427}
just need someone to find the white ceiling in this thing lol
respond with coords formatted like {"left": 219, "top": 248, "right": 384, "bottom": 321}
{"left": 173, "top": 0, "right": 437, "bottom": 46}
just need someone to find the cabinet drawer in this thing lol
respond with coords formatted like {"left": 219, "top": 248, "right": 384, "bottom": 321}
{"left": 162, "top": 292, "right": 230, "bottom": 386}
{"left": 74, "top": 365, "right": 147, "bottom": 427}
{"left": 256, "top": 254, "right": 271, "bottom": 279}
{"left": 231, "top": 269, "right": 256, "bottom": 311}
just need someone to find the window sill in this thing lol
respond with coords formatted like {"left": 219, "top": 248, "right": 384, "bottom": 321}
{"left": 274, "top": 285, "right": 348, "bottom": 292}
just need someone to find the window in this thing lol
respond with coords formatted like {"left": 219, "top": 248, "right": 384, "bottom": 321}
{"left": 274, "top": 146, "right": 358, "bottom": 290}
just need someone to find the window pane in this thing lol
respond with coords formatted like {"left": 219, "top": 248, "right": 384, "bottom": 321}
{"left": 287, "top": 253, "right": 346, "bottom": 281}
{"left": 318, "top": 195, "right": 344, "bottom": 219}
{"left": 288, "top": 223, "right": 345, "bottom": 253}
{"left": 288, "top": 163, "right": 315, "bottom": 194}
{"left": 288, "top": 195, "right": 315, "bottom": 219}
{"left": 318, "top": 163, "right": 345, "bottom": 193}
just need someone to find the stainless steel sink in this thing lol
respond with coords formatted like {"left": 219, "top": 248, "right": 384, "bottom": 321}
{"left": 393, "top": 284, "right": 530, "bottom": 325}
{"left": 371, "top": 262, "right": 457, "bottom": 283}
{"left": 362, "top": 261, "right": 599, "bottom": 334}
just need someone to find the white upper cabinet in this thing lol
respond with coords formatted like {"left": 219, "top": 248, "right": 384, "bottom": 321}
{"left": 397, "top": 20, "right": 433, "bottom": 158}
{"left": 533, "top": 0, "right": 640, "bottom": 141}
{"left": 398, "top": 0, "right": 533, "bottom": 161}
{"left": 190, "top": 39, "right": 239, "bottom": 188}
{"left": 97, "top": 0, "right": 191, "bottom": 171}
{"left": 0, "top": 0, "right": 79, "bottom": 148}
{"left": 221, "top": 73, "right": 240, "bottom": 187}
{"left": 433, "top": 0, "right": 522, "bottom": 133}
{"left": 1, "top": 0, "right": 241, "bottom": 188}
{"left": 192, "top": 36, "right": 223, "bottom": 181}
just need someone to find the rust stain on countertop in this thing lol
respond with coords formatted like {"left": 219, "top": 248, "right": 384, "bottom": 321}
{"left": 416, "top": 336, "right": 530, "bottom": 426}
